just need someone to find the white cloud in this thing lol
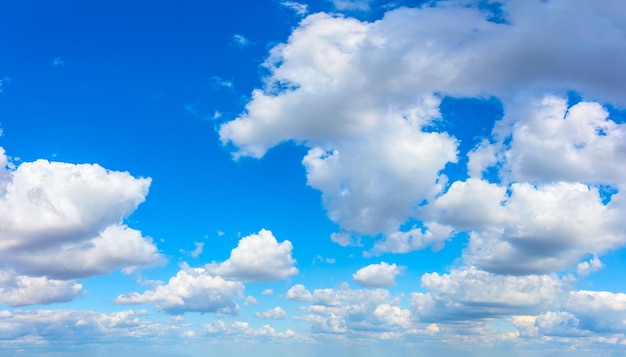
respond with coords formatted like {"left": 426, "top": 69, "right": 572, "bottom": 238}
{"left": 115, "top": 263, "right": 243, "bottom": 315}
{"left": 0, "top": 270, "right": 82, "bottom": 307}
{"left": 0, "top": 155, "right": 160, "bottom": 280}
{"left": 577, "top": 256, "right": 604, "bottom": 277}
{"left": 245, "top": 296, "right": 258, "bottom": 306}
{"left": 232, "top": 34, "right": 250, "bottom": 47}
{"left": 411, "top": 267, "right": 567, "bottom": 322}
{"left": 495, "top": 97, "right": 626, "bottom": 185}
{"left": 190, "top": 242, "right": 204, "bottom": 258}
{"left": 0, "top": 309, "right": 179, "bottom": 346}
{"left": 293, "top": 283, "right": 411, "bottom": 335}
{"left": 203, "top": 320, "right": 303, "bottom": 340}
{"left": 565, "top": 290, "right": 626, "bottom": 334}
{"left": 462, "top": 181, "right": 624, "bottom": 275}
{"left": 255, "top": 306, "right": 287, "bottom": 320}
{"left": 281, "top": 1, "right": 308, "bottom": 16}
{"left": 352, "top": 262, "right": 401, "bottom": 287}
{"left": 286, "top": 284, "right": 313, "bottom": 302}
{"left": 205, "top": 229, "right": 298, "bottom": 282}
{"left": 219, "top": 2, "right": 626, "bottom": 248}
{"left": 262, "top": 289, "right": 274, "bottom": 296}
{"left": 370, "top": 222, "right": 453, "bottom": 255}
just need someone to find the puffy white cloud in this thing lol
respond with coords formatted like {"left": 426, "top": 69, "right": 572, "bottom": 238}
{"left": 262, "top": 289, "right": 274, "bottom": 296}
{"left": 500, "top": 97, "right": 626, "bottom": 185}
{"left": 577, "top": 256, "right": 604, "bottom": 277}
{"left": 0, "top": 270, "right": 82, "bottom": 307}
{"left": 293, "top": 283, "right": 411, "bottom": 335}
{"left": 565, "top": 290, "right": 626, "bottom": 334}
{"left": 463, "top": 181, "right": 624, "bottom": 275}
{"left": 115, "top": 264, "right": 244, "bottom": 315}
{"left": 255, "top": 306, "right": 287, "bottom": 320}
{"left": 369, "top": 222, "right": 453, "bottom": 255}
{"left": 411, "top": 267, "right": 567, "bottom": 322}
{"left": 286, "top": 284, "right": 313, "bottom": 302}
{"left": 220, "top": 1, "right": 626, "bottom": 245}
{"left": 205, "top": 229, "right": 298, "bottom": 282}
{"left": 352, "top": 262, "right": 401, "bottom": 287}
{"left": 0, "top": 153, "right": 160, "bottom": 281}
{"left": 302, "top": 115, "right": 457, "bottom": 236}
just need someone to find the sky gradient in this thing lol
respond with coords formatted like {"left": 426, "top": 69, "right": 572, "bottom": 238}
{"left": 1, "top": 0, "right": 626, "bottom": 356}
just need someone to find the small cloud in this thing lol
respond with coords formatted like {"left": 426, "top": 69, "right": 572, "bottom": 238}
{"left": 52, "top": 57, "right": 65, "bottom": 66}
{"left": 191, "top": 242, "right": 204, "bottom": 258}
{"left": 315, "top": 255, "right": 336, "bottom": 264}
{"left": 244, "top": 296, "right": 258, "bottom": 306}
{"left": 232, "top": 34, "right": 250, "bottom": 48}
{"left": 217, "top": 230, "right": 225, "bottom": 237}
{"left": 281, "top": 1, "right": 308, "bottom": 16}
{"left": 211, "top": 76, "right": 234, "bottom": 89}
{"left": 262, "top": 289, "right": 274, "bottom": 296}
{"left": 212, "top": 111, "right": 222, "bottom": 120}
{"left": 255, "top": 306, "right": 286, "bottom": 320}
{"left": 577, "top": 256, "right": 604, "bottom": 277}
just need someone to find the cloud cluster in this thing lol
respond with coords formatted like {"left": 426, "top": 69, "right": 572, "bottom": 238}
{"left": 117, "top": 229, "right": 297, "bottom": 314}
{"left": 219, "top": 0, "right": 626, "bottom": 250}
{"left": 115, "top": 264, "right": 244, "bottom": 315}
{"left": 0, "top": 149, "right": 161, "bottom": 306}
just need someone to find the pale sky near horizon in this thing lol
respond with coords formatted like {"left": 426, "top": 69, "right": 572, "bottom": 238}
{"left": 1, "top": 1, "right": 626, "bottom": 356}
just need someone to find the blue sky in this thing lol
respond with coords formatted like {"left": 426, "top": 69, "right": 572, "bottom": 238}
{"left": 1, "top": 0, "right": 626, "bottom": 356}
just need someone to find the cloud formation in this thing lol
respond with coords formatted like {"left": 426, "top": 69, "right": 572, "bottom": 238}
{"left": 0, "top": 148, "right": 161, "bottom": 306}
{"left": 205, "top": 229, "right": 298, "bottom": 282}
{"left": 219, "top": 1, "right": 626, "bottom": 252}
{"left": 115, "top": 263, "right": 244, "bottom": 315}
{"left": 352, "top": 262, "right": 401, "bottom": 287}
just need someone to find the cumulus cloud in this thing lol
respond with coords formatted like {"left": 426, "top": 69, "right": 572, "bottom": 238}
{"left": 0, "top": 270, "right": 82, "bottom": 307}
{"left": 0, "top": 153, "right": 160, "bottom": 279}
{"left": 293, "top": 283, "right": 412, "bottom": 335}
{"left": 115, "top": 264, "right": 244, "bottom": 315}
{"left": 205, "top": 229, "right": 298, "bottom": 282}
{"left": 286, "top": 284, "right": 313, "bottom": 302}
{"left": 255, "top": 306, "right": 287, "bottom": 320}
{"left": 411, "top": 267, "right": 567, "bottom": 322}
{"left": 352, "top": 262, "right": 401, "bottom": 287}
{"left": 116, "top": 230, "right": 297, "bottom": 314}
{"left": 219, "top": 1, "right": 626, "bottom": 250}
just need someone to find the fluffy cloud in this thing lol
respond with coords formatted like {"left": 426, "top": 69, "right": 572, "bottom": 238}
{"left": 0, "top": 309, "right": 178, "bottom": 345}
{"left": 115, "top": 264, "right": 244, "bottom": 315}
{"left": 205, "top": 229, "right": 298, "bottom": 282}
{"left": 255, "top": 306, "right": 287, "bottom": 320}
{"left": 352, "top": 262, "right": 401, "bottom": 287}
{"left": 220, "top": 1, "right": 626, "bottom": 247}
{"left": 0, "top": 270, "right": 82, "bottom": 307}
{"left": 293, "top": 283, "right": 412, "bottom": 335}
{"left": 286, "top": 284, "right": 313, "bottom": 302}
{"left": 411, "top": 267, "right": 567, "bottom": 322}
{"left": 203, "top": 320, "right": 302, "bottom": 340}
{"left": 477, "top": 96, "right": 626, "bottom": 185}
{"left": 0, "top": 148, "right": 160, "bottom": 306}
{"left": 116, "top": 230, "right": 297, "bottom": 314}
